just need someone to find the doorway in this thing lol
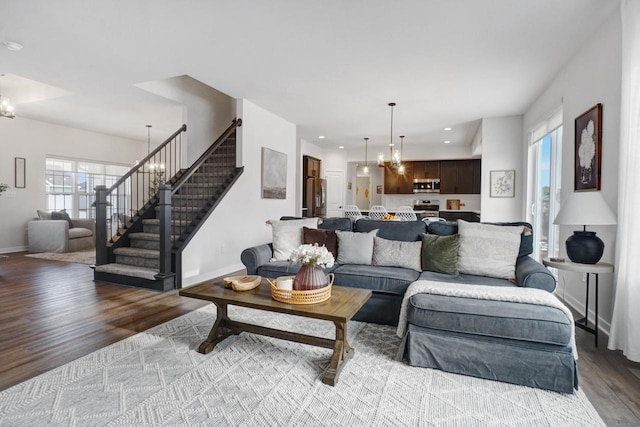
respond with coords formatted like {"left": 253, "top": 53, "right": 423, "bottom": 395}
{"left": 325, "top": 170, "right": 345, "bottom": 217}
{"left": 356, "top": 176, "right": 371, "bottom": 211}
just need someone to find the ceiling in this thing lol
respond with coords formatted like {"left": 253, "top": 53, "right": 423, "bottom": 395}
{"left": 0, "top": 0, "right": 619, "bottom": 152}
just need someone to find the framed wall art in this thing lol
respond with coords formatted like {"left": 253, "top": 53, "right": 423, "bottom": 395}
{"left": 490, "top": 170, "right": 515, "bottom": 198}
{"left": 261, "top": 147, "right": 287, "bottom": 199}
{"left": 15, "top": 157, "right": 25, "bottom": 188}
{"left": 574, "top": 103, "right": 602, "bottom": 191}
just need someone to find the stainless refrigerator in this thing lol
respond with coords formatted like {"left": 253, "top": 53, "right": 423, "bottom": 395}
{"left": 305, "top": 177, "right": 326, "bottom": 218}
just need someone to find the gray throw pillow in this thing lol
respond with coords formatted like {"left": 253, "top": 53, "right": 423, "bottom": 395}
{"left": 51, "top": 210, "right": 74, "bottom": 229}
{"left": 421, "top": 233, "right": 460, "bottom": 275}
{"left": 373, "top": 236, "right": 422, "bottom": 272}
{"left": 335, "top": 230, "right": 378, "bottom": 265}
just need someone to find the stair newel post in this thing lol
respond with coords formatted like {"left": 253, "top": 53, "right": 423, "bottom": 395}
{"left": 158, "top": 184, "right": 173, "bottom": 279}
{"left": 95, "top": 185, "right": 108, "bottom": 266}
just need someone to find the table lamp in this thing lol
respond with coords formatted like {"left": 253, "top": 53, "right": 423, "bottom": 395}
{"left": 553, "top": 191, "right": 617, "bottom": 264}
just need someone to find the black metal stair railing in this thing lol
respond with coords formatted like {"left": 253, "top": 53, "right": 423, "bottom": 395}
{"left": 156, "top": 119, "right": 243, "bottom": 284}
{"left": 95, "top": 124, "right": 187, "bottom": 266}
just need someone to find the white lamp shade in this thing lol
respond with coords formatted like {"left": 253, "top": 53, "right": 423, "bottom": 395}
{"left": 553, "top": 191, "right": 617, "bottom": 226}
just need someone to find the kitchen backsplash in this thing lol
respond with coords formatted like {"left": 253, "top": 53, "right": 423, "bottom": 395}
{"left": 381, "top": 194, "right": 481, "bottom": 212}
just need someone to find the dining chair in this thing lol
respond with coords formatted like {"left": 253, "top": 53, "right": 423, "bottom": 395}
{"left": 369, "top": 205, "right": 389, "bottom": 220}
{"left": 344, "top": 205, "right": 367, "bottom": 221}
{"left": 396, "top": 206, "right": 418, "bottom": 221}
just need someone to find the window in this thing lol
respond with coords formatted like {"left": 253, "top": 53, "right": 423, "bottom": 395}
{"left": 45, "top": 157, "right": 130, "bottom": 218}
{"left": 527, "top": 110, "right": 563, "bottom": 262}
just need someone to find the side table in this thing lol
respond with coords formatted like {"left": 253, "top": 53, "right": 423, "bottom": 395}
{"left": 543, "top": 259, "right": 614, "bottom": 347}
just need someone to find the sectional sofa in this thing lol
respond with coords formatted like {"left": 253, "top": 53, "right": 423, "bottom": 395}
{"left": 240, "top": 217, "right": 576, "bottom": 393}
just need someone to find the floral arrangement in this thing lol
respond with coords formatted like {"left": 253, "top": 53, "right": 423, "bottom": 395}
{"left": 579, "top": 119, "right": 596, "bottom": 169}
{"left": 0, "top": 183, "right": 8, "bottom": 196}
{"left": 290, "top": 243, "right": 335, "bottom": 268}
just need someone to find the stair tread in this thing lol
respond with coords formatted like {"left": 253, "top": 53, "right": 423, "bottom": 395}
{"left": 129, "top": 232, "right": 160, "bottom": 240}
{"left": 113, "top": 247, "right": 160, "bottom": 258}
{"left": 95, "top": 263, "right": 158, "bottom": 280}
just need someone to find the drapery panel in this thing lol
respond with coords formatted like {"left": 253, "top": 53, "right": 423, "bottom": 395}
{"left": 608, "top": 0, "right": 640, "bottom": 361}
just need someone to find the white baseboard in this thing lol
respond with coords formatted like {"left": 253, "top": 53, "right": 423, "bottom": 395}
{"left": 0, "top": 246, "right": 27, "bottom": 254}
{"left": 181, "top": 262, "right": 246, "bottom": 288}
{"left": 558, "top": 292, "right": 611, "bottom": 336}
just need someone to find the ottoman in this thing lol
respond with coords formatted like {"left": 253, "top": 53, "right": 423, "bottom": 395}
{"left": 399, "top": 293, "right": 578, "bottom": 394}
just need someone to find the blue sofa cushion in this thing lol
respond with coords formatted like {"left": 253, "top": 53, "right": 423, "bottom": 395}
{"left": 354, "top": 219, "right": 426, "bottom": 241}
{"left": 407, "top": 293, "right": 572, "bottom": 346}
{"left": 332, "top": 264, "right": 419, "bottom": 295}
{"left": 257, "top": 261, "right": 338, "bottom": 278}
{"left": 418, "top": 271, "right": 516, "bottom": 287}
{"left": 319, "top": 217, "right": 353, "bottom": 231}
{"left": 428, "top": 221, "right": 534, "bottom": 258}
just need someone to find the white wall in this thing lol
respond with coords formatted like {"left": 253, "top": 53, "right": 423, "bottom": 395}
{"left": 0, "top": 117, "right": 146, "bottom": 253}
{"left": 480, "top": 116, "right": 524, "bottom": 222}
{"left": 181, "top": 99, "right": 297, "bottom": 286}
{"left": 523, "top": 11, "right": 621, "bottom": 332}
{"left": 137, "top": 75, "right": 236, "bottom": 165}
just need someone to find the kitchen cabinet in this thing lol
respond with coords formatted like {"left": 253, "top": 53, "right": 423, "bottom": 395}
{"left": 383, "top": 162, "right": 414, "bottom": 194}
{"left": 439, "top": 159, "right": 481, "bottom": 194}
{"left": 412, "top": 161, "right": 440, "bottom": 180}
{"left": 304, "top": 156, "right": 321, "bottom": 178}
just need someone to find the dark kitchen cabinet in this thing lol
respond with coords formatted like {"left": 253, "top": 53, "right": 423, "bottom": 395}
{"left": 383, "top": 162, "right": 414, "bottom": 194}
{"left": 304, "top": 156, "right": 321, "bottom": 178}
{"left": 413, "top": 161, "right": 440, "bottom": 180}
{"left": 439, "top": 159, "right": 481, "bottom": 194}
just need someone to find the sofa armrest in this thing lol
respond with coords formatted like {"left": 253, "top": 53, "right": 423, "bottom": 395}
{"left": 28, "top": 220, "right": 69, "bottom": 253}
{"left": 515, "top": 256, "right": 556, "bottom": 292}
{"left": 241, "top": 243, "right": 274, "bottom": 275}
{"left": 71, "top": 218, "right": 96, "bottom": 234}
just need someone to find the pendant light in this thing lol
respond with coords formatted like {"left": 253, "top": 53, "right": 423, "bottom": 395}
{"left": 398, "top": 135, "right": 405, "bottom": 175}
{"left": 0, "top": 74, "right": 15, "bottom": 119}
{"left": 363, "top": 137, "right": 369, "bottom": 174}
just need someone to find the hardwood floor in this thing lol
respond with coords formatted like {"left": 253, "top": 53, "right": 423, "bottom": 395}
{"left": 1, "top": 253, "right": 639, "bottom": 426}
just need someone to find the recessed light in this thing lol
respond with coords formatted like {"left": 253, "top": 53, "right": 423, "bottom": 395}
{"left": 3, "top": 40, "right": 23, "bottom": 52}
{"left": 444, "top": 140, "right": 451, "bottom": 144}
{"left": 444, "top": 127, "right": 452, "bottom": 131}
{"left": 338, "top": 146, "right": 344, "bottom": 149}
{"left": 319, "top": 135, "right": 325, "bottom": 139}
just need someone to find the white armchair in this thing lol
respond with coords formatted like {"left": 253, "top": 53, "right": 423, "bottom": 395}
{"left": 28, "top": 218, "right": 96, "bottom": 253}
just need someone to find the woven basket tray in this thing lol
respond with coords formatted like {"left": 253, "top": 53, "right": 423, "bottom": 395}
{"left": 269, "top": 279, "right": 332, "bottom": 305}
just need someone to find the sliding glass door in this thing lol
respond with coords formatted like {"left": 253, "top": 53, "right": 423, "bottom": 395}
{"left": 528, "top": 119, "right": 562, "bottom": 262}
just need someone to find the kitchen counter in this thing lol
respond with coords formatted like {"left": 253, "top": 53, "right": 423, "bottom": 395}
{"left": 439, "top": 209, "right": 481, "bottom": 214}
{"left": 438, "top": 210, "right": 480, "bottom": 222}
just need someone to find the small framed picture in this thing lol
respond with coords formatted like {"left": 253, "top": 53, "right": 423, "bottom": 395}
{"left": 490, "top": 170, "right": 515, "bottom": 198}
{"left": 574, "top": 103, "right": 602, "bottom": 191}
{"left": 376, "top": 185, "right": 382, "bottom": 194}
{"left": 15, "top": 157, "right": 25, "bottom": 188}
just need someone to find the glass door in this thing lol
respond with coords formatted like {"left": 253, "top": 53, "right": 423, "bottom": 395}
{"left": 529, "top": 126, "right": 562, "bottom": 261}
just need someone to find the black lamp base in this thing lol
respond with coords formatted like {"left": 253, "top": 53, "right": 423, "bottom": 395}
{"left": 566, "top": 231, "right": 604, "bottom": 264}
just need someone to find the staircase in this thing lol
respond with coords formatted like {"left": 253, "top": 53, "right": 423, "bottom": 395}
{"left": 93, "top": 119, "right": 243, "bottom": 291}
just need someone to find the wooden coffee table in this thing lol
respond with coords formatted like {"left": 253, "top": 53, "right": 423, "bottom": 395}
{"left": 179, "top": 279, "right": 371, "bottom": 386}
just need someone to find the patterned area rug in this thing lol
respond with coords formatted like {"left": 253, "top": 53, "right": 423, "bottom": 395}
{"left": 25, "top": 250, "right": 95, "bottom": 265}
{"left": 0, "top": 305, "right": 604, "bottom": 426}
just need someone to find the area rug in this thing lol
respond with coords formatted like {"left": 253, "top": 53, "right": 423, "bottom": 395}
{"left": 0, "top": 305, "right": 604, "bottom": 426}
{"left": 25, "top": 250, "right": 95, "bottom": 265}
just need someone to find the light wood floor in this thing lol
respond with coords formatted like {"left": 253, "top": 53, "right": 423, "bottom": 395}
{"left": 1, "top": 254, "right": 639, "bottom": 426}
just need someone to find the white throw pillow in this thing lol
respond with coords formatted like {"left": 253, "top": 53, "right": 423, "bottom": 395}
{"left": 335, "top": 230, "right": 378, "bottom": 265}
{"left": 270, "top": 218, "right": 319, "bottom": 261}
{"left": 457, "top": 220, "right": 524, "bottom": 280}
